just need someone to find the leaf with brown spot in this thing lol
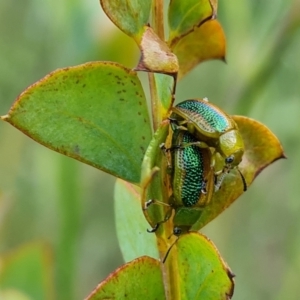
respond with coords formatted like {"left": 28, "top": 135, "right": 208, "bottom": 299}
{"left": 192, "top": 115, "right": 286, "bottom": 230}
{"left": 171, "top": 19, "right": 226, "bottom": 79}
{"left": 1, "top": 62, "right": 151, "bottom": 184}
{"left": 86, "top": 256, "right": 165, "bottom": 300}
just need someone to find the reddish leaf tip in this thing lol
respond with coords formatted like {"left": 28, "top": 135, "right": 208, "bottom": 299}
{"left": 254, "top": 152, "right": 286, "bottom": 178}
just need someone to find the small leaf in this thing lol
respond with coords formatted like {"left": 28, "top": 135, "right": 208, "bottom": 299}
{"left": 114, "top": 179, "right": 159, "bottom": 262}
{"left": 168, "top": 0, "right": 214, "bottom": 44}
{"left": 166, "top": 232, "right": 234, "bottom": 299}
{"left": 136, "top": 26, "right": 179, "bottom": 75}
{"left": 171, "top": 19, "right": 226, "bottom": 79}
{"left": 0, "top": 243, "right": 55, "bottom": 300}
{"left": 86, "top": 256, "right": 165, "bottom": 300}
{"left": 153, "top": 73, "right": 175, "bottom": 119}
{"left": 235, "top": 115, "right": 286, "bottom": 175}
{"left": 2, "top": 62, "right": 151, "bottom": 184}
{"left": 193, "top": 115, "right": 286, "bottom": 229}
{"left": 100, "top": 0, "right": 151, "bottom": 42}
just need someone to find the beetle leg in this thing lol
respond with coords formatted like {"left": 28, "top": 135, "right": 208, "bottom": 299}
{"left": 146, "top": 212, "right": 172, "bottom": 233}
{"left": 160, "top": 142, "right": 181, "bottom": 153}
{"left": 179, "top": 141, "right": 209, "bottom": 149}
{"left": 144, "top": 199, "right": 155, "bottom": 209}
{"left": 145, "top": 201, "right": 173, "bottom": 234}
{"left": 147, "top": 223, "right": 160, "bottom": 233}
{"left": 165, "top": 140, "right": 209, "bottom": 151}
{"left": 168, "top": 117, "right": 189, "bottom": 132}
{"left": 160, "top": 143, "right": 179, "bottom": 153}
{"left": 159, "top": 143, "right": 173, "bottom": 167}
{"left": 201, "top": 179, "right": 208, "bottom": 194}
{"left": 143, "top": 198, "right": 171, "bottom": 210}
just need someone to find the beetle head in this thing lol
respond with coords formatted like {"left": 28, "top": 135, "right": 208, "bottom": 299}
{"left": 219, "top": 129, "right": 244, "bottom": 168}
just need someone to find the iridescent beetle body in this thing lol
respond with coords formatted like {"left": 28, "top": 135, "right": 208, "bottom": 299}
{"left": 171, "top": 99, "right": 246, "bottom": 190}
{"left": 143, "top": 128, "right": 215, "bottom": 236}
{"left": 169, "top": 129, "right": 214, "bottom": 235}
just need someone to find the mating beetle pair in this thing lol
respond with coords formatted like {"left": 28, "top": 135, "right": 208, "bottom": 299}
{"left": 163, "top": 128, "right": 214, "bottom": 236}
{"left": 171, "top": 98, "right": 246, "bottom": 191}
{"left": 145, "top": 98, "right": 246, "bottom": 236}
{"left": 143, "top": 125, "right": 214, "bottom": 236}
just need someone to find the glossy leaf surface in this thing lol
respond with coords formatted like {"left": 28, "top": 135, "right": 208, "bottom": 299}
{"left": 193, "top": 115, "right": 285, "bottom": 230}
{"left": 168, "top": 0, "right": 214, "bottom": 44}
{"left": 0, "top": 243, "right": 54, "bottom": 300}
{"left": 86, "top": 256, "right": 165, "bottom": 300}
{"left": 100, "top": 0, "right": 151, "bottom": 42}
{"left": 166, "top": 232, "right": 234, "bottom": 299}
{"left": 2, "top": 62, "right": 151, "bottom": 184}
{"left": 114, "top": 179, "right": 159, "bottom": 262}
{"left": 172, "top": 19, "right": 226, "bottom": 79}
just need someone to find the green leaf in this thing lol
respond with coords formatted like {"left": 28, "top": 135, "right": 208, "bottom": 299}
{"left": 153, "top": 73, "right": 174, "bottom": 119}
{"left": 171, "top": 19, "right": 226, "bottom": 79}
{"left": 86, "top": 256, "right": 165, "bottom": 300}
{"left": 100, "top": 0, "right": 151, "bottom": 42}
{"left": 166, "top": 232, "right": 234, "bottom": 299}
{"left": 193, "top": 115, "right": 286, "bottom": 230}
{"left": 114, "top": 179, "right": 159, "bottom": 262}
{"left": 168, "top": 0, "right": 214, "bottom": 44}
{"left": 0, "top": 243, "right": 55, "bottom": 300}
{"left": 140, "top": 121, "right": 171, "bottom": 232}
{"left": 2, "top": 62, "right": 151, "bottom": 184}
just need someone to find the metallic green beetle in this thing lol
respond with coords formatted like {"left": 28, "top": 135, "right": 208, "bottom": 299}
{"left": 170, "top": 98, "right": 246, "bottom": 191}
{"left": 169, "top": 129, "right": 214, "bottom": 235}
{"left": 146, "top": 129, "right": 214, "bottom": 236}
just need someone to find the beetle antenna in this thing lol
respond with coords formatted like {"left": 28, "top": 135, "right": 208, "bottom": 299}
{"left": 238, "top": 168, "right": 247, "bottom": 192}
{"left": 162, "top": 237, "right": 178, "bottom": 263}
{"left": 214, "top": 172, "right": 226, "bottom": 191}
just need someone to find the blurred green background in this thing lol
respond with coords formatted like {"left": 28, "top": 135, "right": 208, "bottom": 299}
{"left": 0, "top": 0, "right": 299, "bottom": 299}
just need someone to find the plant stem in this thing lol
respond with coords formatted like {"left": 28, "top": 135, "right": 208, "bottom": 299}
{"left": 149, "top": 2, "right": 181, "bottom": 299}
{"left": 148, "top": 74, "right": 160, "bottom": 132}
{"left": 152, "top": 0, "right": 165, "bottom": 41}
{"left": 149, "top": 0, "right": 165, "bottom": 132}
{"left": 158, "top": 233, "right": 182, "bottom": 300}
